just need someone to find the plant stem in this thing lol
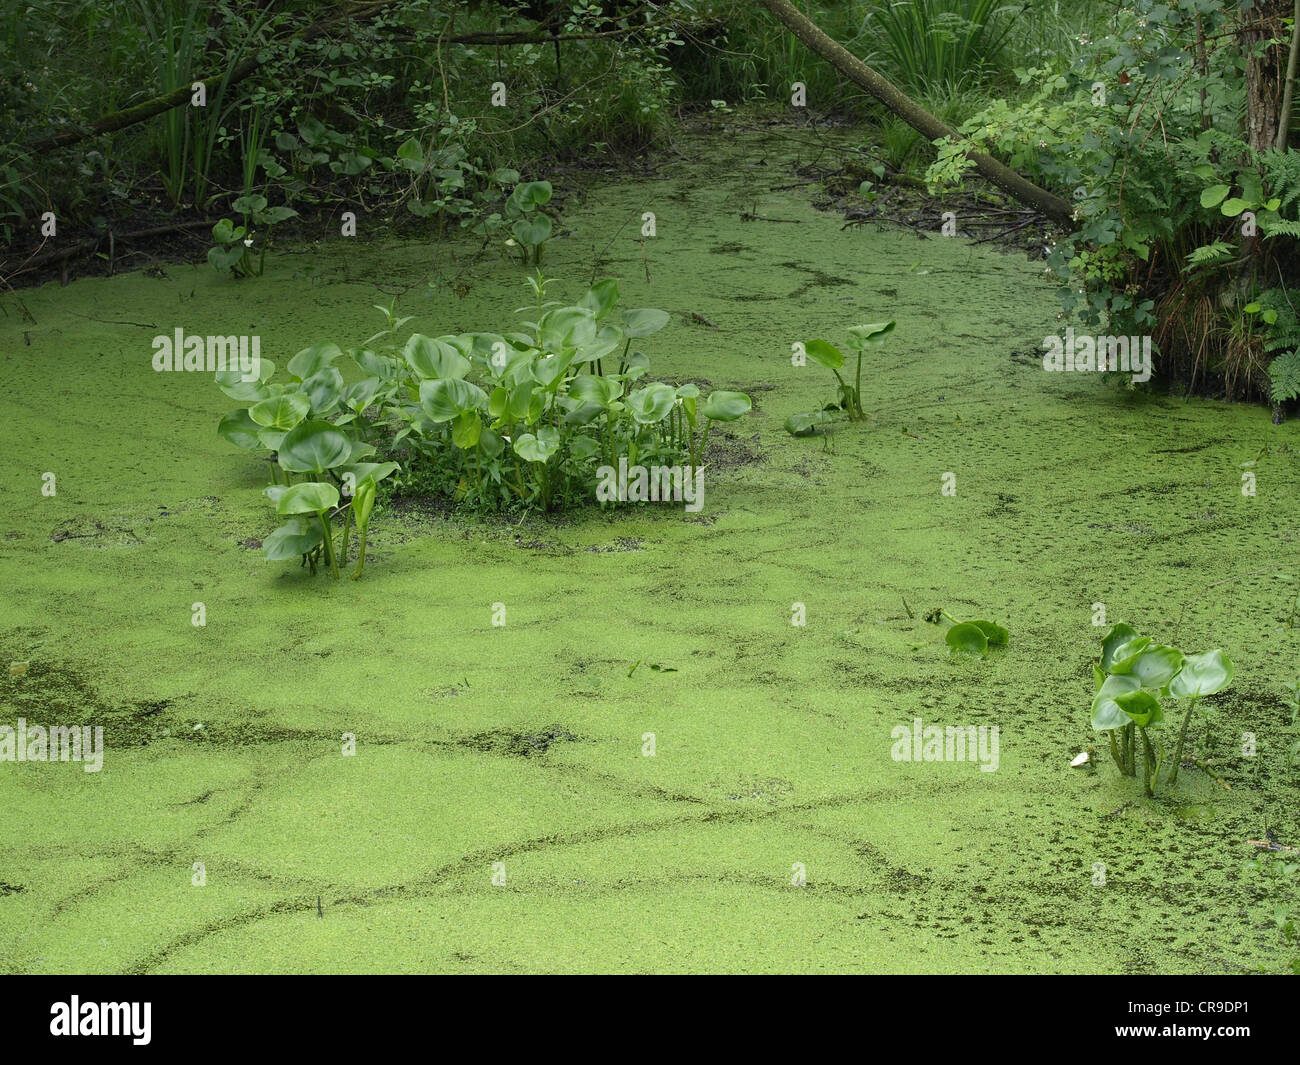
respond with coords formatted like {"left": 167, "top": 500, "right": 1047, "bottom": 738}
{"left": 317, "top": 512, "right": 339, "bottom": 578}
{"left": 351, "top": 527, "right": 368, "bottom": 580}
{"left": 1168, "top": 696, "right": 1200, "bottom": 786}
{"left": 339, "top": 505, "right": 353, "bottom": 565}
{"left": 1108, "top": 730, "right": 1124, "bottom": 773}
{"left": 1140, "top": 727, "right": 1154, "bottom": 796}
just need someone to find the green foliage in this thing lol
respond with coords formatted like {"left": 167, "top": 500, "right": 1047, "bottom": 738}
{"left": 786, "top": 321, "right": 895, "bottom": 434}
{"left": 1269, "top": 350, "right": 1300, "bottom": 405}
{"left": 923, "top": 0, "right": 1298, "bottom": 394}
{"left": 503, "top": 180, "right": 555, "bottom": 265}
{"left": 926, "top": 608, "right": 1009, "bottom": 658}
{"left": 864, "top": 0, "right": 1019, "bottom": 92}
{"left": 1244, "top": 855, "right": 1300, "bottom": 974}
{"left": 216, "top": 277, "right": 751, "bottom": 573}
{"left": 1089, "top": 623, "right": 1234, "bottom": 795}
{"left": 208, "top": 194, "right": 298, "bottom": 278}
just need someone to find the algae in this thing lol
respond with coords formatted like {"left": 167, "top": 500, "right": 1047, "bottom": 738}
{"left": 1, "top": 128, "right": 1298, "bottom": 974}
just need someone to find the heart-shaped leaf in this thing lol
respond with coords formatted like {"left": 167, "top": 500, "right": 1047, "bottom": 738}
{"left": 1091, "top": 673, "right": 1141, "bottom": 729}
{"left": 969, "top": 619, "right": 1009, "bottom": 647}
{"left": 946, "top": 622, "right": 988, "bottom": 657}
{"left": 569, "top": 374, "right": 623, "bottom": 407}
{"left": 625, "top": 383, "right": 677, "bottom": 425}
{"left": 579, "top": 279, "right": 620, "bottom": 319}
{"left": 249, "top": 392, "right": 310, "bottom": 430}
{"left": 276, "top": 481, "right": 340, "bottom": 516}
{"left": 263, "top": 516, "right": 325, "bottom": 560}
{"left": 1114, "top": 689, "right": 1164, "bottom": 728}
{"left": 405, "top": 334, "right": 471, "bottom": 380}
{"left": 1100, "top": 623, "right": 1142, "bottom": 671}
{"left": 540, "top": 307, "right": 597, "bottom": 352}
{"left": 277, "top": 420, "right": 354, "bottom": 473}
{"left": 1130, "top": 645, "right": 1184, "bottom": 690}
{"left": 514, "top": 427, "right": 560, "bottom": 463}
{"left": 703, "top": 390, "right": 752, "bottom": 422}
{"left": 1169, "top": 649, "right": 1234, "bottom": 699}
{"left": 287, "top": 342, "right": 343, "bottom": 381}
{"left": 785, "top": 411, "right": 833, "bottom": 437}
{"left": 622, "top": 308, "right": 670, "bottom": 338}
{"left": 846, "top": 321, "right": 896, "bottom": 349}
{"left": 218, "top": 409, "right": 263, "bottom": 450}
{"left": 419, "top": 378, "right": 487, "bottom": 422}
{"left": 804, "top": 339, "right": 845, "bottom": 370}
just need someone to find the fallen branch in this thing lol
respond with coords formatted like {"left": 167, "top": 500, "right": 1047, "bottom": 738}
{"left": 0, "top": 219, "right": 215, "bottom": 280}
{"left": 755, "top": 0, "right": 1075, "bottom": 228}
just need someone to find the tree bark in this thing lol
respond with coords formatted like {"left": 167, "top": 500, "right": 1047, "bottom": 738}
{"left": 755, "top": 0, "right": 1075, "bottom": 227}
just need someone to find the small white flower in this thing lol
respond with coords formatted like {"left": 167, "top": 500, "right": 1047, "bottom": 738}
{"left": 243, "top": 238, "right": 253, "bottom": 247}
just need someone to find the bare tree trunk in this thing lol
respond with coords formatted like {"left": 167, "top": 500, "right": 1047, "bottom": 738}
{"left": 755, "top": 0, "right": 1075, "bottom": 227}
{"left": 1246, "top": 0, "right": 1290, "bottom": 152}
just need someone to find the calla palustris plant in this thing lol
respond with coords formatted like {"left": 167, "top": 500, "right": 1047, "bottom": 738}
{"left": 787, "top": 321, "right": 896, "bottom": 431}
{"left": 217, "top": 277, "right": 753, "bottom": 579}
{"left": 926, "top": 608, "right": 1009, "bottom": 659}
{"left": 1090, "top": 623, "right": 1234, "bottom": 795}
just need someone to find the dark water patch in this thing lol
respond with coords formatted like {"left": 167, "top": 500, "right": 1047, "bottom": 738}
{"left": 460, "top": 726, "right": 581, "bottom": 758}
{"left": 0, "top": 653, "right": 176, "bottom": 748}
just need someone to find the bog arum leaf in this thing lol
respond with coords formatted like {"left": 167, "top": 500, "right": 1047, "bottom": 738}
{"left": 341, "top": 376, "right": 382, "bottom": 413}
{"left": 513, "top": 429, "right": 559, "bottom": 463}
{"left": 263, "top": 517, "right": 325, "bottom": 560}
{"left": 579, "top": 279, "right": 620, "bottom": 319}
{"left": 569, "top": 374, "right": 622, "bottom": 406}
{"left": 1108, "top": 636, "right": 1153, "bottom": 674}
{"left": 532, "top": 350, "right": 575, "bottom": 389}
{"left": 969, "top": 619, "right": 1009, "bottom": 647}
{"left": 785, "top": 411, "right": 833, "bottom": 436}
{"left": 249, "top": 392, "right": 310, "bottom": 430}
{"left": 1091, "top": 673, "right": 1141, "bottom": 729}
{"left": 946, "top": 622, "right": 988, "bottom": 657}
{"left": 540, "top": 306, "right": 597, "bottom": 352}
{"left": 1100, "top": 623, "right": 1142, "bottom": 671}
{"left": 276, "top": 481, "right": 340, "bottom": 516}
{"left": 626, "top": 383, "right": 676, "bottom": 424}
{"left": 338, "top": 461, "right": 399, "bottom": 487}
{"left": 511, "top": 214, "right": 552, "bottom": 248}
{"left": 215, "top": 358, "right": 275, "bottom": 401}
{"left": 419, "top": 378, "right": 487, "bottom": 422}
{"left": 622, "top": 308, "right": 670, "bottom": 338}
{"left": 277, "top": 420, "right": 353, "bottom": 473}
{"left": 1114, "top": 689, "right": 1164, "bottom": 728}
{"left": 452, "top": 409, "right": 482, "bottom": 449}
{"left": 846, "top": 321, "right": 896, "bottom": 348}
{"left": 351, "top": 348, "right": 400, "bottom": 380}
{"left": 301, "top": 367, "right": 344, "bottom": 415}
{"left": 287, "top": 342, "right": 343, "bottom": 381}
{"left": 703, "top": 390, "right": 752, "bottom": 421}
{"left": 1129, "top": 645, "right": 1184, "bottom": 690}
{"left": 804, "top": 339, "right": 845, "bottom": 370}
{"left": 218, "top": 409, "right": 262, "bottom": 450}
{"left": 1169, "top": 649, "right": 1234, "bottom": 699}
{"left": 352, "top": 477, "right": 377, "bottom": 531}
{"left": 405, "top": 334, "right": 471, "bottom": 380}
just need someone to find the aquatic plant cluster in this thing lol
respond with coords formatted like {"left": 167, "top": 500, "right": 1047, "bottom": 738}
{"left": 216, "top": 274, "right": 751, "bottom": 573}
